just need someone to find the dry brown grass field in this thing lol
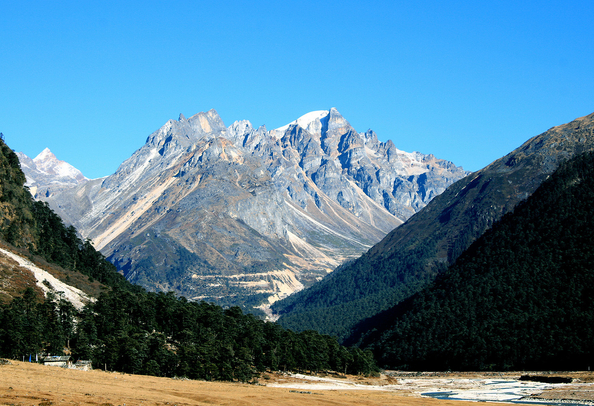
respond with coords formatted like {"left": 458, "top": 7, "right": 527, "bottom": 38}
{"left": 0, "top": 360, "right": 479, "bottom": 406}
{"left": 2, "top": 360, "right": 594, "bottom": 405}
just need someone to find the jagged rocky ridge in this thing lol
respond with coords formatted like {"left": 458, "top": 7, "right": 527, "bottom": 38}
{"left": 20, "top": 108, "right": 468, "bottom": 309}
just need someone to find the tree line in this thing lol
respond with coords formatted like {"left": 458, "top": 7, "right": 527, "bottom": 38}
{"left": 0, "top": 286, "right": 377, "bottom": 380}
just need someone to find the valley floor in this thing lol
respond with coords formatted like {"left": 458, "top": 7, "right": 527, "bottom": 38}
{"left": 1, "top": 360, "right": 594, "bottom": 405}
{"left": 266, "top": 370, "right": 594, "bottom": 404}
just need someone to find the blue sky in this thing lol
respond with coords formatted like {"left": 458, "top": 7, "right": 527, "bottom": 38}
{"left": 2, "top": 0, "right": 593, "bottom": 179}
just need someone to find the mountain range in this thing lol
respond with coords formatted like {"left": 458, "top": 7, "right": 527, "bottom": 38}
{"left": 273, "top": 111, "right": 594, "bottom": 339}
{"left": 17, "top": 108, "right": 468, "bottom": 311}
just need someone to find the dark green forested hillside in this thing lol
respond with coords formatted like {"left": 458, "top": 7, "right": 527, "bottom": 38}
{"left": 272, "top": 237, "right": 447, "bottom": 340}
{"left": 0, "top": 136, "right": 34, "bottom": 245}
{"left": 0, "top": 136, "right": 376, "bottom": 379}
{"left": 0, "top": 137, "right": 132, "bottom": 291}
{"left": 0, "top": 287, "right": 376, "bottom": 380}
{"left": 273, "top": 112, "right": 594, "bottom": 341}
{"left": 349, "top": 151, "right": 594, "bottom": 370}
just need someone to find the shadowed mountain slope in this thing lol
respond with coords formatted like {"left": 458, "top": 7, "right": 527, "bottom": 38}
{"left": 350, "top": 150, "right": 594, "bottom": 370}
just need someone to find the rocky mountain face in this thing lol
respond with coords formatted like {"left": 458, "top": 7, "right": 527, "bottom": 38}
{"left": 17, "top": 148, "right": 88, "bottom": 198}
{"left": 272, "top": 111, "right": 594, "bottom": 339}
{"left": 19, "top": 108, "right": 468, "bottom": 310}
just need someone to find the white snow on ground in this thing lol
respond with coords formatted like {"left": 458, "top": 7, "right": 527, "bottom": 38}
{"left": 0, "top": 247, "right": 93, "bottom": 310}
{"left": 265, "top": 374, "right": 578, "bottom": 404}
{"left": 413, "top": 379, "right": 556, "bottom": 402}
{"left": 266, "top": 373, "right": 395, "bottom": 391}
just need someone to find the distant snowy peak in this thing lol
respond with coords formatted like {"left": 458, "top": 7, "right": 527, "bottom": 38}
{"left": 16, "top": 149, "right": 88, "bottom": 198}
{"left": 34, "top": 147, "right": 55, "bottom": 162}
{"left": 32, "top": 148, "right": 88, "bottom": 181}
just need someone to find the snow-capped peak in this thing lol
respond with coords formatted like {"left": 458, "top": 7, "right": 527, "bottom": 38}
{"left": 31, "top": 148, "right": 88, "bottom": 181}
{"left": 274, "top": 110, "right": 330, "bottom": 135}
{"left": 34, "top": 147, "right": 55, "bottom": 162}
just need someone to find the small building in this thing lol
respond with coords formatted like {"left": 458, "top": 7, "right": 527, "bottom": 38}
{"left": 42, "top": 355, "right": 71, "bottom": 368}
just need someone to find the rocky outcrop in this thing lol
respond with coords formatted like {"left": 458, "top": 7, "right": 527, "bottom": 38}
{"left": 19, "top": 108, "right": 468, "bottom": 309}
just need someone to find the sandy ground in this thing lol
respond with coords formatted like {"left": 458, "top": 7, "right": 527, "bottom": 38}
{"left": 2, "top": 360, "right": 594, "bottom": 405}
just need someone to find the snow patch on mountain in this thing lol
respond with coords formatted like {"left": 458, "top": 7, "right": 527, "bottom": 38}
{"left": 274, "top": 110, "right": 330, "bottom": 136}
{"left": 0, "top": 247, "right": 93, "bottom": 310}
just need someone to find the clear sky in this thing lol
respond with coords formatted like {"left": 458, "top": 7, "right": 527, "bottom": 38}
{"left": 2, "top": 0, "right": 593, "bottom": 179}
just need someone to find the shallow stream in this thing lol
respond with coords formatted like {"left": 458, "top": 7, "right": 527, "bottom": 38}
{"left": 421, "top": 379, "right": 593, "bottom": 406}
